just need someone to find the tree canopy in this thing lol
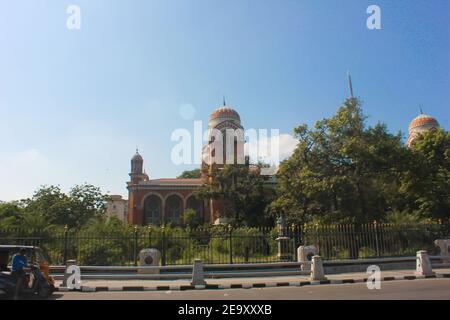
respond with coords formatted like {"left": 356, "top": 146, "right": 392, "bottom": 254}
{"left": 400, "top": 128, "right": 450, "bottom": 219}
{"left": 177, "top": 168, "right": 201, "bottom": 179}
{"left": 195, "top": 164, "right": 275, "bottom": 226}
{"left": 0, "top": 184, "right": 110, "bottom": 229}
{"left": 270, "top": 98, "right": 449, "bottom": 224}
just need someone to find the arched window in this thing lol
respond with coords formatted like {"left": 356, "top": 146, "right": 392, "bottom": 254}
{"left": 165, "top": 195, "right": 183, "bottom": 225}
{"left": 186, "top": 196, "right": 203, "bottom": 223}
{"left": 144, "top": 195, "right": 162, "bottom": 225}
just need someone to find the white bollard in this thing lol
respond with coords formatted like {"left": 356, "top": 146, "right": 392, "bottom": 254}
{"left": 191, "top": 259, "right": 206, "bottom": 286}
{"left": 297, "top": 245, "right": 318, "bottom": 271}
{"left": 415, "top": 250, "right": 434, "bottom": 276}
{"left": 311, "top": 255, "right": 327, "bottom": 281}
{"left": 138, "top": 248, "right": 161, "bottom": 274}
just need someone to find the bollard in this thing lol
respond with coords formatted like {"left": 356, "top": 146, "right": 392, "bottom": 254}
{"left": 311, "top": 255, "right": 327, "bottom": 281}
{"left": 191, "top": 259, "right": 206, "bottom": 286}
{"left": 298, "top": 245, "right": 318, "bottom": 271}
{"left": 137, "top": 248, "right": 161, "bottom": 274}
{"left": 415, "top": 250, "right": 434, "bottom": 276}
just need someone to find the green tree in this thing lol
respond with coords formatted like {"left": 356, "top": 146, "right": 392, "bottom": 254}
{"left": 0, "top": 201, "right": 24, "bottom": 228}
{"left": 23, "top": 184, "right": 110, "bottom": 229}
{"left": 196, "top": 164, "right": 274, "bottom": 226}
{"left": 400, "top": 128, "right": 450, "bottom": 219}
{"left": 385, "top": 209, "right": 425, "bottom": 224}
{"left": 177, "top": 169, "right": 201, "bottom": 179}
{"left": 271, "top": 98, "right": 408, "bottom": 224}
{"left": 182, "top": 208, "right": 202, "bottom": 228}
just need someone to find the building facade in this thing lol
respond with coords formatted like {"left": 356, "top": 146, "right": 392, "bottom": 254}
{"left": 105, "top": 195, "right": 128, "bottom": 222}
{"left": 127, "top": 103, "right": 246, "bottom": 226}
{"left": 125, "top": 100, "right": 440, "bottom": 226}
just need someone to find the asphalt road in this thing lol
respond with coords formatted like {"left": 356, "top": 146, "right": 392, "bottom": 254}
{"left": 52, "top": 278, "right": 450, "bottom": 300}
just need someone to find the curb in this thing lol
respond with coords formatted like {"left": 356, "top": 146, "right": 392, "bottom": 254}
{"left": 56, "top": 273, "right": 450, "bottom": 293}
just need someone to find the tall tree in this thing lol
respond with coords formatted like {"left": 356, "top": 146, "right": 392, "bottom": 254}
{"left": 400, "top": 128, "right": 450, "bottom": 219}
{"left": 196, "top": 164, "right": 274, "bottom": 226}
{"left": 271, "top": 98, "right": 407, "bottom": 224}
{"left": 0, "top": 201, "right": 24, "bottom": 228}
{"left": 23, "top": 184, "right": 109, "bottom": 229}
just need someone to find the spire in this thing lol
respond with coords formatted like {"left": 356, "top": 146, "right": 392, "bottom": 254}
{"left": 223, "top": 96, "right": 226, "bottom": 106}
{"left": 347, "top": 71, "right": 354, "bottom": 98}
{"left": 419, "top": 105, "right": 423, "bottom": 114}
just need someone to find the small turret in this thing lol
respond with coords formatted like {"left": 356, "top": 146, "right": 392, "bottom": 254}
{"left": 130, "top": 148, "right": 144, "bottom": 183}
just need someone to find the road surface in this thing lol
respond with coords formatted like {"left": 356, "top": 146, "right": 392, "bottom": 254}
{"left": 51, "top": 278, "right": 450, "bottom": 300}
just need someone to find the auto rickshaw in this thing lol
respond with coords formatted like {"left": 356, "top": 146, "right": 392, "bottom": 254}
{"left": 0, "top": 245, "right": 55, "bottom": 298}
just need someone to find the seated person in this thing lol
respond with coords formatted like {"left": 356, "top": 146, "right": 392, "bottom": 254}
{"left": 11, "top": 248, "right": 28, "bottom": 299}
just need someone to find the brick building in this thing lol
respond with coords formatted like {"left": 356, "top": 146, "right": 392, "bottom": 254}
{"left": 127, "top": 103, "right": 246, "bottom": 226}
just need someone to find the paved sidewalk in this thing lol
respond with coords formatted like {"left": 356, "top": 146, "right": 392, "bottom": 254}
{"left": 56, "top": 268, "right": 450, "bottom": 292}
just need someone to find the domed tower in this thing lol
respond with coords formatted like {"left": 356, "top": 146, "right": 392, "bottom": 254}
{"left": 128, "top": 149, "right": 147, "bottom": 225}
{"left": 208, "top": 106, "right": 242, "bottom": 129}
{"left": 406, "top": 112, "right": 439, "bottom": 147}
{"left": 130, "top": 149, "right": 144, "bottom": 183}
{"left": 203, "top": 100, "right": 245, "bottom": 170}
{"left": 202, "top": 100, "right": 245, "bottom": 224}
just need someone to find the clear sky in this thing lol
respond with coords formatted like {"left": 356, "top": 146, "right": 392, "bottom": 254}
{"left": 0, "top": 0, "right": 448, "bottom": 201}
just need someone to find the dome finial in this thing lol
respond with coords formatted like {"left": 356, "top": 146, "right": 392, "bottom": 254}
{"left": 419, "top": 105, "right": 423, "bottom": 114}
{"left": 223, "top": 96, "right": 226, "bottom": 106}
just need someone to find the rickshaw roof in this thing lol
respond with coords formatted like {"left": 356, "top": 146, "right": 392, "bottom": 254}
{"left": 0, "top": 245, "right": 40, "bottom": 250}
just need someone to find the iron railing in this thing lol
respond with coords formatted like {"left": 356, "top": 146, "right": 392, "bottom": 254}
{"left": 0, "top": 221, "right": 448, "bottom": 266}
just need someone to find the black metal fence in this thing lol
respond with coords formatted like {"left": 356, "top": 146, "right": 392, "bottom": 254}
{"left": 0, "top": 222, "right": 448, "bottom": 266}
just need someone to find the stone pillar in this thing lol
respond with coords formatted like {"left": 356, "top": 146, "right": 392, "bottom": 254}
{"left": 297, "top": 245, "right": 318, "bottom": 271}
{"left": 434, "top": 239, "right": 450, "bottom": 256}
{"left": 138, "top": 249, "right": 161, "bottom": 274}
{"left": 434, "top": 239, "right": 450, "bottom": 263}
{"left": 311, "top": 255, "right": 326, "bottom": 281}
{"left": 415, "top": 250, "right": 434, "bottom": 276}
{"left": 276, "top": 237, "right": 291, "bottom": 261}
{"left": 276, "top": 214, "right": 291, "bottom": 261}
{"left": 191, "top": 259, "right": 206, "bottom": 286}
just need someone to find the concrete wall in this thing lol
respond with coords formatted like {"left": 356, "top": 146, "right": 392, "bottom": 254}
{"left": 324, "top": 258, "right": 415, "bottom": 274}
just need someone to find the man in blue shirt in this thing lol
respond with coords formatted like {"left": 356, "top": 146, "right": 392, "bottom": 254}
{"left": 11, "top": 248, "right": 28, "bottom": 300}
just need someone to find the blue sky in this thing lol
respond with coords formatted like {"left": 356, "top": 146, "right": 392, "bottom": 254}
{"left": 0, "top": 0, "right": 448, "bottom": 200}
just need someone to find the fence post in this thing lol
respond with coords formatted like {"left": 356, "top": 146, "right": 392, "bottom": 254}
{"left": 228, "top": 224, "right": 233, "bottom": 264}
{"left": 133, "top": 226, "right": 138, "bottom": 266}
{"left": 63, "top": 225, "right": 68, "bottom": 265}
{"left": 315, "top": 222, "right": 319, "bottom": 252}
{"left": 147, "top": 225, "right": 152, "bottom": 247}
{"left": 291, "top": 224, "right": 297, "bottom": 261}
{"left": 373, "top": 220, "right": 380, "bottom": 258}
{"left": 161, "top": 225, "right": 166, "bottom": 266}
